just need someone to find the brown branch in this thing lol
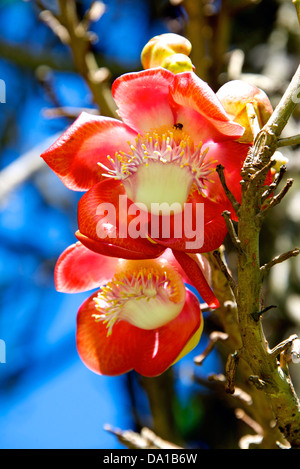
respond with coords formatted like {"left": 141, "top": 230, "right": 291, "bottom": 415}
{"left": 269, "top": 334, "right": 299, "bottom": 360}
{"left": 235, "top": 408, "right": 263, "bottom": 436}
{"left": 40, "top": 0, "right": 117, "bottom": 117}
{"left": 259, "top": 178, "right": 294, "bottom": 217}
{"left": 221, "top": 210, "right": 244, "bottom": 254}
{"left": 235, "top": 55, "right": 300, "bottom": 447}
{"left": 206, "top": 374, "right": 253, "bottom": 405}
{"left": 260, "top": 248, "right": 300, "bottom": 278}
{"left": 216, "top": 164, "right": 241, "bottom": 216}
{"left": 194, "top": 331, "right": 229, "bottom": 366}
{"left": 213, "top": 249, "right": 237, "bottom": 298}
{"left": 260, "top": 164, "right": 287, "bottom": 203}
{"left": 225, "top": 351, "right": 240, "bottom": 394}
{"left": 104, "top": 424, "right": 182, "bottom": 450}
{"left": 277, "top": 134, "right": 300, "bottom": 147}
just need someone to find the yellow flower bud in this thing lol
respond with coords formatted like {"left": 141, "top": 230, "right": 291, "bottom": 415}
{"left": 216, "top": 80, "right": 273, "bottom": 143}
{"left": 161, "top": 53, "right": 194, "bottom": 73}
{"left": 141, "top": 33, "right": 192, "bottom": 72}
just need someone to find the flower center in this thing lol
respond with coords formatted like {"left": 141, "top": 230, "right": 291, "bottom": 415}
{"left": 99, "top": 126, "right": 215, "bottom": 214}
{"left": 93, "top": 259, "right": 186, "bottom": 336}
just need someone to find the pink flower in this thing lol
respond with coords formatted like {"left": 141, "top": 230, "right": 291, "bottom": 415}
{"left": 56, "top": 242, "right": 209, "bottom": 377}
{"left": 41, "top": 68, "right": 249, "bottom": 258}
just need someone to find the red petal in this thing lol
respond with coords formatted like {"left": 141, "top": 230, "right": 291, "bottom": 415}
{"left": 75, "top": 231, "right": 164, "bottom": 260}
{"left": 76, "top": 289, "right": 202, "bottom": 377}
{"left": 41, "top": 112, "right": 137, "bottom": 191}
{"left": 76, "top": 292, "right": 137, "bottom": 376}
{"left": 170, "top": 72, "right": 244, "bottom": 142}
{"left": 171, "top": 250, "right": 219, "bottom": 308}
{"left": 77, "top": 179, "right": 165, "bottom": 259}
{"left": 132, "top": 289, "right": 203, "bottom": 377}
{"left": 161, "top": 249, "right": 212, "bottom": 287}
{"left": 150, "top": 193, "right": 228, "bottom": 254}
{"left": 55, "top": 242, "right": 119, "bottom": 293}
{"left": 203, "top": 140, "right": 249, "bottom": 207}
{"left": 112, "top": 68, "right": 175, "bottom": 133}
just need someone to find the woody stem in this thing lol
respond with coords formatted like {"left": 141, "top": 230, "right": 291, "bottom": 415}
{"left": 236, "top": 62, "right": 300, "bottom": 447}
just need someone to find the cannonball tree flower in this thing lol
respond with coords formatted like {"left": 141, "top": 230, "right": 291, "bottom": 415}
{"left": 41, "top": 67, "right": 250, "bottom": 260}
{"left": 56, "top": 242, "right": 211, "bottom": 377}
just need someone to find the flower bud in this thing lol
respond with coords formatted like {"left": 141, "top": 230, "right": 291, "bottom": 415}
{"left": 161, "top": 53, "right": 194, "bottom": 73}
{"left": 141, "top": 33, "right": 193, "bottom": 73}
{"left": 216, "top": 80, "right": 273, "bottom": 143}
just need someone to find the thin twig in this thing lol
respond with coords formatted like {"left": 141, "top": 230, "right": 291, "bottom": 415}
{"left": 104, "top": 424, "right": 182, "bottom": 450}
{"left": 251, "top": 305, "right": 277, "bottom": 322}
{"left": 250, "top": 158, "right": 275, "bottom": 184}
{"left": 269, "top": 334, "right": 299, "bottom": 360}
{"left": 260, "top": 164, "right": 287, "bottom": 203}
{"left": 213, "top": 249, "right": 237, "bottom": 298}
{"left": 194, "top": 331, "right": 229, "bottom": 365}
{"left": 54, "top": 0, "right": 117, "bottom": 117}
{"left": 206, "top": 374, "right": 253, "bottom": 405}
{"left": 81, "top": 0, "right": 106, "bottom": 29}
{"left": 221, "top": 210, "right": 244, "bottom": 254}
{"left": 216, "top": 164, "right": 241, "bottom": 216}
{"left": 235, "top": 408, "right": 263, "bottom": 436}
{"left": 260, "top": 248, "right": 300, "bottom": 277}
{"left": 225, "top": 351, "right": 240, "bottom": 394}
{"left": 248, "top": 376, "right": 267, "bottom": 390}
{"left": 259, "top": 178, "right": 294, "bottom": 216}
{"left": 277, "top": 134, "right": 300, "bottom": 147}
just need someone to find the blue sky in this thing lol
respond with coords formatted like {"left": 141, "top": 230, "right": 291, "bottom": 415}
{"left": 0, "top": 0, "right": 222, "bottom": 449}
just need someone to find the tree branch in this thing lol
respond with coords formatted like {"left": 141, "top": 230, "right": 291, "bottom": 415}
{"left": 104, "top": 424, "right": 182, "bottom": 450}
{"left": 221, "top": 210, "right": 244, "bottom": 254}
{"left": 277, "top": 133, "right": 300, "bottom": 147}
{"left": 236, "top": 56, "right": 300, "bottom": 447}
{"left": 194, "top": 331, "right": 229, "bottom": 366}
{"left": 213, "top": 249, "right": 237, "bottom": 298}
{"left": 216, "top": 164, "right": 241, "bottom": 216}
{"left": 225, "top": 351, "right": 240, "bottom": 394}
{"left": 47, "top": 0, "right": 118, "bottom": 117}
{"left": 260, "top": 248, "right": 300, "bottom": 278}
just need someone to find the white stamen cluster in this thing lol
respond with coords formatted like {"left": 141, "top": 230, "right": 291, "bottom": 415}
{"left": 93, "top": 267, "right": 177, "bottom": 336}
{"left": 99, "top": 128, "right": 216, "bottom": 194}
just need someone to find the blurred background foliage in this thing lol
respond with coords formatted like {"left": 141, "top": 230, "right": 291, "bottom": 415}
{"left": 0, "top": 0, "right": 299, "bottom": 449}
